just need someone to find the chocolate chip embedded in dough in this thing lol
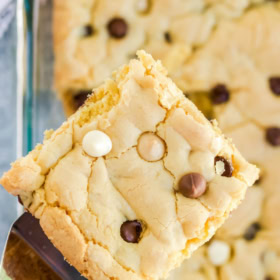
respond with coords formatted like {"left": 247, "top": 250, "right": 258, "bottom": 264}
{"left": 73, "top": 90, "right": 92, "bottom": 110}
{"left": 137, "top": 133, "right": 165, "bottom": 162}
{"left": 264, "top": 277, "right": 273, "bottom": 280}
{"left": 214, "top": 156, "right": 233, "bottom": 177}
{"left": 164, "top": 32, "right": 172, "bottom": 43}
{"left": 269, "top": 77, "right": 280, "bottom": 96}
{"left": 178, "top": 173, "right": 207, "bottom": 199}
{"left": 120, "top": 220, "right": 143, "bottom": 243}
{"left": 82, "top": 130, "right": 112, "bottom": 157}
{"left": 266, "top": 127, "right": 280, "bottom": 146}
{"left": 243, "top": 222, "right": 261, "bottom": 241}
{"left": 83, "top": 24, "right": 94, "bottom": 37}
{"left": 107, "top": 18, "right": 128, "bottom": 39}
{"left": 210, "top": 84, "right": 230, "bottom": 105}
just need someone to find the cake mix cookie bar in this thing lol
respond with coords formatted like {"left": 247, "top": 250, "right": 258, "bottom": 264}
{"left": 0, "top": 52, "right": 258, "bottom": 280}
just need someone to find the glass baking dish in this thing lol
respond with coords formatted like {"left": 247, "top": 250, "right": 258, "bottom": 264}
{"left": 22, "top": 0, "right": 65, "bottom": 155}
{"left": 1, "top": 0, "right": 66, "bottom": 278}
{"left": 15, "top": 0, "right": 65, "bottom": 219}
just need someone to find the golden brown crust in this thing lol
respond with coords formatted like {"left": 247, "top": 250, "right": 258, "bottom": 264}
{"left": 40, "top": 207, "right": 87, "bottom": 272}
{"left": 0, "top": 155, "right": 44, "bottom": 196}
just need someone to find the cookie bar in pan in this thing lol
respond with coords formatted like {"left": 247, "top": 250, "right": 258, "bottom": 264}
{"left": 53, "top": 0, "right": 274, "bottom": 115}
{"left": 167, "top": 3, "right": 280, "bottom": 280}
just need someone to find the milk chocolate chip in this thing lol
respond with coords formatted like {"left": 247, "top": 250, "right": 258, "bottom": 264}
{"left": 178, "top": 173, "right": 207, "bottom": 199}
{"left": 266, "top": 127, "right": 280, "bottom": 146}
{"left": 210, "top": 84, "right": 230, "bottom": 105}
{"left": 107, "top": 18, "right": 128, "bottom": 39}
{"left": 269, "top": 77, "right": 280, "bottom": 96}
{"left": 120, "top": 220, "right": 142, "bottom": 243}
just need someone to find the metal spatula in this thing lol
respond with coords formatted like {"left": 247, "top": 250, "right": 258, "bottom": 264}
{"left": 1, "top": 212, "right": 86, "bottom": 280}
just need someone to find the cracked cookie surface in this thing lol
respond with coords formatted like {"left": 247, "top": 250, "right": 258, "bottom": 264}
{"left": 52, "top": 1, "right": 280, "bottom": 279}
{"left": 53, "top": 0, "right": 275, "bottom": 115}
{"left": 165, "top": 3, "right": 280, "bottom": 280}
{"left": 0, "top": 51, "right": 257, "bottom": 280}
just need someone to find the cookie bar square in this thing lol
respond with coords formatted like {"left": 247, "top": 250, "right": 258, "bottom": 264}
{"left": 0, "top": 51, "right": 258, "bottom": 280}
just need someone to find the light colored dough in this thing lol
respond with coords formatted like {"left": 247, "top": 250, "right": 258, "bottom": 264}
{"left": 0, "top": 51, "right": 257, "bottom": 280}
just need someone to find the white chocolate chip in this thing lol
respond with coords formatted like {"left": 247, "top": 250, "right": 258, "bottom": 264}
{"left": 136, "top": 0, "right": 149, "bottom": 12}
{"left": 207, "top": 240, "right": 231, "bottom": 266}
{"left": 137, "top": 133, "right": 165, "bottom": 162}
{"left": 82, "top": 130, "right": 112, "bottom": 157}
{"left": 215, "top": 160, "right": 225, "bottom": 176}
